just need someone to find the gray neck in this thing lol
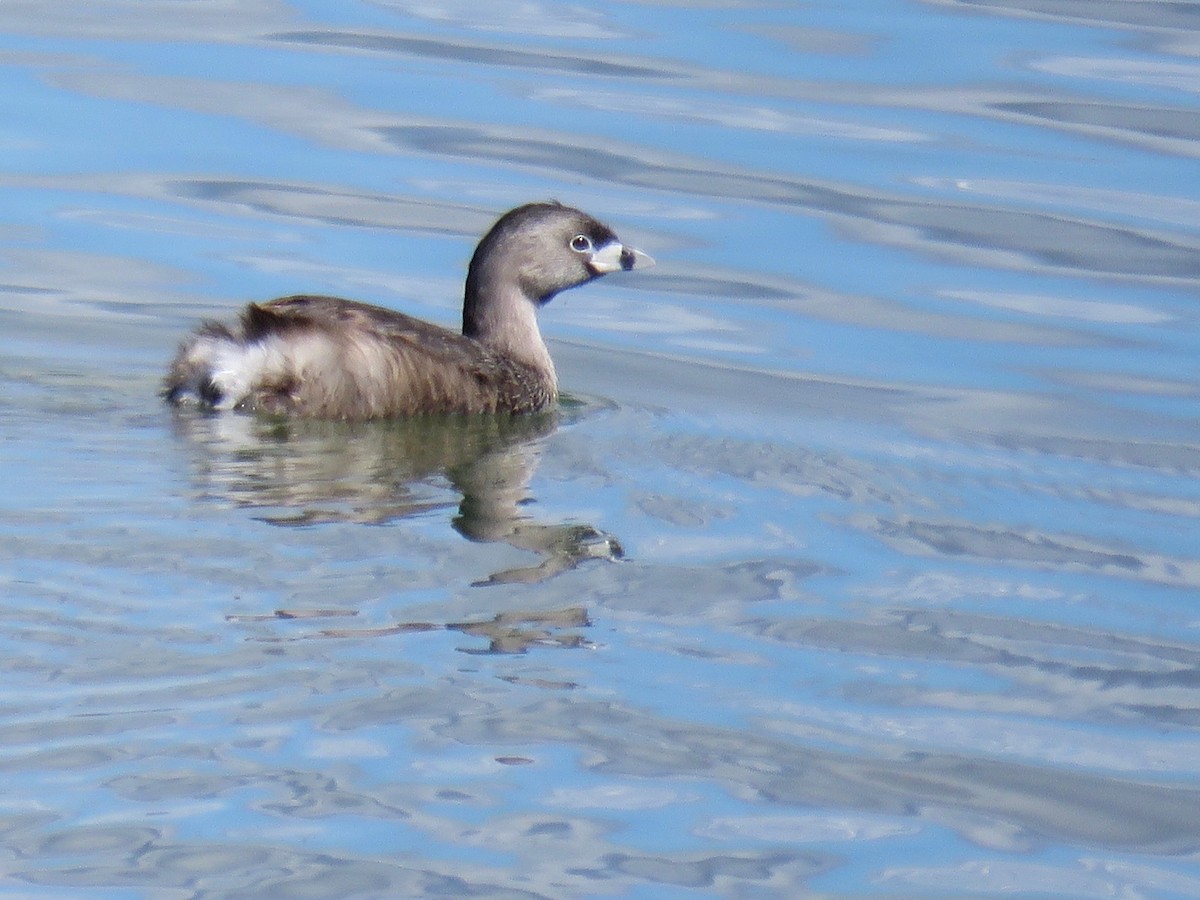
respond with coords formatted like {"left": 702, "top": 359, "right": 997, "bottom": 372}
{"left": 463, "top": 282, "right": 556, "bottom": 381}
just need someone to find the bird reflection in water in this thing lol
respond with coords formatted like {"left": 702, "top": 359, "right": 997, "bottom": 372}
{"left": 231, "top": 606, "right": 593, "bottom": 655}
{"left": 171, "top": 405, "right": 619, "bottom": 651}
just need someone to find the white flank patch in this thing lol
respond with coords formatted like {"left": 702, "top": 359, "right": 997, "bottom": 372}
{"left": 208, "top": 336, "right": 291, "bottom": 409}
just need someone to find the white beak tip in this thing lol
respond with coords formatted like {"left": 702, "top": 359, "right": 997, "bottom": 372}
{"left": 589, "top": 241, "right": 654, "bottom": 274}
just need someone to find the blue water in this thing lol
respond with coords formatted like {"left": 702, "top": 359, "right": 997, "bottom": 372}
{"left": 2, "top": 1, "right": 1200, "bottom": 897}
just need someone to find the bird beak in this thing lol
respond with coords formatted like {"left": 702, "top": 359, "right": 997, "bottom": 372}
{"left": 589, "top": 240, "right": 655, "bottom": 274}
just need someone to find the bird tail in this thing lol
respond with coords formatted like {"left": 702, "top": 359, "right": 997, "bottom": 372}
{"left": 163, "top": 321, "right": 244, "bottom": 408}
{"left": 165, "top": 318, "right": 294, "bottom": 411}
{"left": 164, "top": 304, "right": 313, "bottom": 411}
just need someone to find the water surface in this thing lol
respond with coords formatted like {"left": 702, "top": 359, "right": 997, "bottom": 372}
{"left": 2, "top": 1, "right": 1200, "bottom": 896}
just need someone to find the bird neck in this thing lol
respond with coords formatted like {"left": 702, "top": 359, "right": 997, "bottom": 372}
{"left": 463, "top": 284, "right": 556, "bottom": 380}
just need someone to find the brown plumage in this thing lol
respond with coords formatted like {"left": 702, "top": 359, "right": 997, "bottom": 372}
{"left": 164, "top": 202, "right": 652, "bottom": 419}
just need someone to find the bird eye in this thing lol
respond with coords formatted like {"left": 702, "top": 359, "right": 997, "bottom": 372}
{"left": 570, "top": 234, "right": 593, "bottom": 253}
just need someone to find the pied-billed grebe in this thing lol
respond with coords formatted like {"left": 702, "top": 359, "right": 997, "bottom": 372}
{"left": 164, "top": 202, "right": 652, "bottom": 419}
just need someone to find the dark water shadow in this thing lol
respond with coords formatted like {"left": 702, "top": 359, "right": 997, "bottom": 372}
{"left": 167, "top": 402, "right": 622, "bottom": 588}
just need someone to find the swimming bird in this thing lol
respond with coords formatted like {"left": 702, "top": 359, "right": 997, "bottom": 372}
{"left": 164, "top": 202, "right": 652, "bottom": 419}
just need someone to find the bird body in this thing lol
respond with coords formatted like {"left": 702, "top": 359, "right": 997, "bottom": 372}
{"left": 164, "top": 203, "right": 651, "bottom": 419}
